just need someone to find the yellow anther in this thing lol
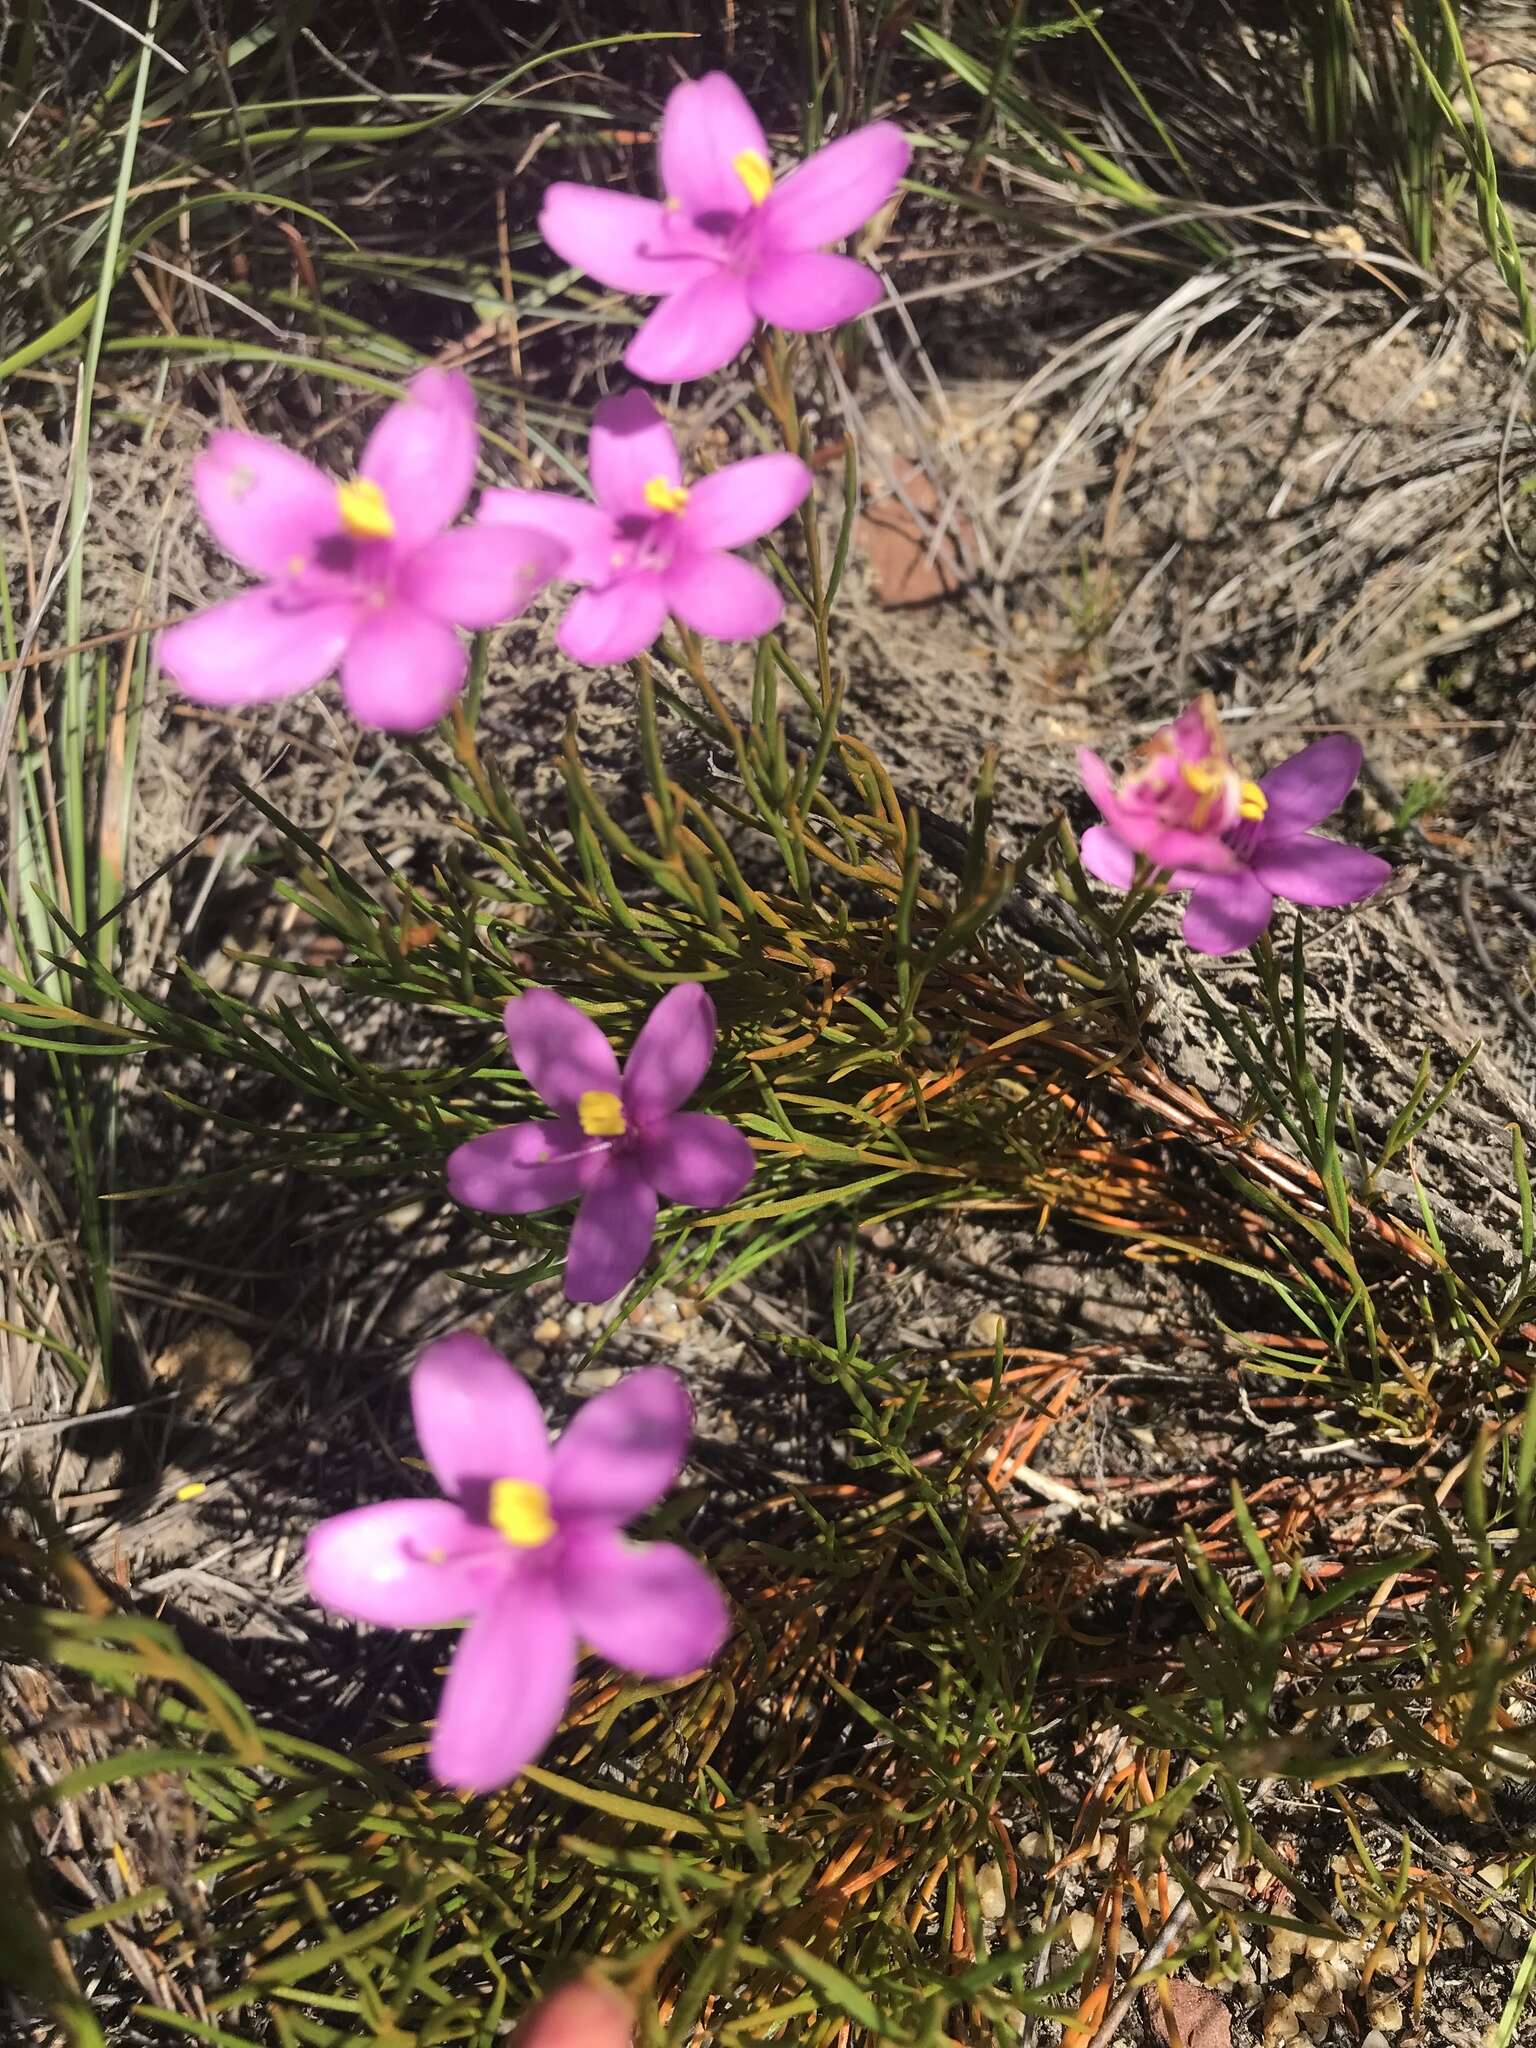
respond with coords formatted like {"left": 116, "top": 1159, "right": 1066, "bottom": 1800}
{"left": 488, "top": 1478, "right": 555, "bottom": 1549}
{"left": 1180, "top": 761, "right": 1227, "bottom": 798}
{"left": 642, "top": 476, "right": 690, "bottom": 515}
{"left": 336, "top": 476, "right": 396, "bottom": 541}
{"left": 578, "top": 1088, "right": 626, "bottom": 1138}
{"left": 733, "top": 148, "right": 774, "bottom": 205}
{"left": 1238, "top": 779, "right": 1268, "bottom": 821}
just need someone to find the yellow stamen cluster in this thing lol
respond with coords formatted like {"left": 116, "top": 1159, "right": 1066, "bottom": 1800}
{"left": 1238, "top": 780, "right": 1268, "bottom": 821}
{"left": 733, "top": 148, "right": 774, "bottom": 205}
{"left": 643, "top": 476, "right": 690, "bottom": 515}
{"left": 578, "top": 1089, "right": 626, "bottom": 1138}
{"left": 336, "top": 477, "right": 396, "bottom": 541}
{"left": 488, "top": 1478, "right": 555, "bottom": 1549}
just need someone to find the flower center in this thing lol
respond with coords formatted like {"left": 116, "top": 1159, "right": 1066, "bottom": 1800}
{"left": 335, "top": 477, "right": 396, "bottom": 541}
{"left": 578, "top": 1089, "right": 626, "bottom": 1138}
{"left": 733, "top": 148, "right": 774, "bottom": 206}
{"left": 488, "top": 1478, "right": 555, "bottom": 1549}
{"left": 642, "top": 476, "right": 690, "bottom": 515}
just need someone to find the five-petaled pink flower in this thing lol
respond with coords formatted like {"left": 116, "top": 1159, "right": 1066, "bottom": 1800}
{"left": 447, "top": 984, "right": 755, "bottom": 1302}
{"left": 306, "top": 1334, "right": 729, "bottom": 1794}
{"left": 540, "top": 72, "right": 909, "bottom": 384}
{"left": 160, "top": 368, "right": 565, "bottom": 732}
{"left": 1079, "top": 696, "right": 1391, "bottom": 954}
{"left": 480, "top": 389, "right": 810, "bottom": 666}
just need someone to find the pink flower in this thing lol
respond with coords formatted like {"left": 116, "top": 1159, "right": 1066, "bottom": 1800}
{"left": 306, "top": 1334, "right": 729, "bottom": 1794}
{"left": 480, "top": 389, "right": 810, "bottom": 665}
{"left": 1079, "top": 698, "right": 1392, "bottom": 955}
{"left": 159, "top": 369, "right": 565, "bottom": 733}
{"left": 447, "top": 984, "right": 755, "bottom": 1303}
{"left": 540, "top": 72, "right": 909, "bottom": 384}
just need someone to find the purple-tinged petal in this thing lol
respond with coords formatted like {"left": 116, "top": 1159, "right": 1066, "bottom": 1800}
{"left": 564, "top": 1164, "right": 659, "bottom": 1304}
{"left": 399, "top": 526, "right": 565, "bottom": 628}
{"left": 358, "top": 366, "right": 478, "bottom": 548}
{"left": 1249, "top": 833, "right": 1391, "bottom": 908}
{"left": 159, "top": 587, "right": 358, "bottom": 707}
{"left": 635, "top": 1112, "right": 754, "bottom": 1208}
{"left": 678, "top": 453, "right": 813, "bottom": 551}
{"left": 557, "top": 575, "right": 669, "bottom": 666}
{"left": 447, "top": 1114, "right": 606, "bottom": 1215}
{"left": 664, "top": 551, "right": 782, "bottom": 641}
{"left": 745, "top": 250, "right": 882, "bottom": 332}
{"left": 539, "top": 184, "right": 715, "bottom": 294}
{"left": 429, "top": 1571, "right": 576, "bottom": 1793}
{"left": 550, "top": 1365, "right": 692, "bottom": 1523}
{"left": 1078, "top": 745, "right": 1238, "bottom": 876}
{"left": 1256, "top": 735, "right": 1364, "bottom": 838}
{"left": 658, "top": 72, "right": 769, "bottom": 222}
{"left": 191, "top": 431, "right": 339, "bottom": 579}
{"left": 479, "top": 489, "right": 616, "bottom": 585}
{"left": 412, "top": 1331, "right": 551, "bottom": 1498}
{"left": 621, "top": 983, "right": 718, "bottom": 1122}
{"left": 306, "top": 1498, "right": 500, "bottom": 1628}
{"left": 1079, "top": 824, "right": 1135, "bottom": 891}
{"left": 759, "top": 122, "right": 910, "bottom": 251}
{"left": 558, "top": 1529, "right": 729, "bottom": 1678}
{"left": 1182, "top": 869, "right": 1275, "bottom": 955}
{"left": 338, "top": 603, "right": 466, "bottom": 732}
{"left": 623, "top": 272, "right": 757, "bottom": 385}
{"left": 587, "top": 390, "right": 681, "bottom": 516}
{"left": 505, "top": 989, "right": 621, "bottom": 1112}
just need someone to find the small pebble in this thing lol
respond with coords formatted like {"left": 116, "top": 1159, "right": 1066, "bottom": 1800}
{"left": 533, "top": 1317, "right": 563, "bottom": 1346}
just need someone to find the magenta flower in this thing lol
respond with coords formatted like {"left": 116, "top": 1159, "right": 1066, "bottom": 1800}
{"left": 306, "top": 1334, "right": 728, "bottom": 1793}
{"left": 447, "top": 984, "right": 755, "bottom": 1302}
{"left": 480, "top": 389, "right": 810, "bottom": 666}
{"left": 1079, "top": 698, "right": 1391, "bottom": 954}
{"left": 540, "top": 72, "right": 909, "bottom": 384}
{"left": 159, "top": 368, "right": 565, "bottom": 733}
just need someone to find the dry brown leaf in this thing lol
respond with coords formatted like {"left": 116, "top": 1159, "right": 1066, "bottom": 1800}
{"left": 1146, "top": 1975, "right": 1233, "bottom": 2048}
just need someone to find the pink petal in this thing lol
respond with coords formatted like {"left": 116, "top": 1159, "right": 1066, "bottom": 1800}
{"left": 339, "top": 603, "right": 466, "bottom": 732}
{"left": 664, "top": 551, "right": 782, "bottom": 641}
{"left": 191, "top": 431, "right": 339, "bottom": 578}
{"left": 515, "top": 1981, "right": 634, "bottom": 2048}
{"left": 1182, "top": 868, "right": 1275, "bottom": 955}
{"left": 558, "top": 1529, "right": 728, "bottom": 1678}
{"left": 557, "top": 575, "right": 669, "bottom": 666}
{"left": 636, "top": 1111, "right": 754, "bottom": 1208}
{"left": 1248, "top": 833, "right": 1391, "bottom": 908}
{"left": 587, "top": 390, "right": 681, "bottom": 516}
{"left": 658, "top": 72, "right": 769, "bottom": 221}
{"left": 429, "top": 1571, "right": 576, "bottom": 1793}
{"left": 563, "top": 1164, "right": 659, "bottom": 1303}
{"left": 1079, "top": 824, "right": 1135, "bottom": 890}
{"left": 412, "top": 1331, "right": 551, "bottom": 1498}
{"left": 359, "top": 366, "right": 478, "bottom": 548}
{"left": 305, "top": 1498, "right": 498, "bottom": 1628}
{"left": 745, "top": 250, "right": 882, "bottom": 332}
{"left": 447, "top": 1114, "right": 606, "bottom": 1215}
{"left": 678, "top": 453, "right": 812, "bottom": 550}
{"left": 759, "top": 123, "right": 910, "bottom": 251}
{"left": 399, "top": 526, "right": 565, "bottom": 628}
{"left": 1256, "top": 735, "right": 1363, "bottom": 837}
{"left": 623, "top": 272, "right": 757, "bottom": 384}
{"left": 621, "top": 983, "right": 718, "bottom": 1122}
{"left": 539, "top": 184, "right": 712, "bottom": 295}
{"left": 159, "top": 586, "right": 358, "bottom": 707}
{"left": 479, "top": 489, "right": 616, "bottom": 585}
{"left": 505, "top": 989, "right": 621, "bottom": 1112}
{"left": 1078, "top": 746, "right": 1237, "bottom": 876}
{"left": 550, "top": 1365, "right": 692, "bottom": 1523}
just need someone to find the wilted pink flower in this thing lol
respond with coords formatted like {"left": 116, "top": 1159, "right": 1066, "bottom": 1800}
{"left": 480, "top": 389, "right": 810, "bottom": 666}
{"left": 1079, "top": 697, "right": 1391, "bottom": 954}
{"left": 448, "top": 984, "right": 755, "bottom": 1302}
{"left": 160, "top": 368, "right": 564, "bottom": 732}
{"left": 540, "top": 72, "right": 909, "bottom": 383}
{"left": 306, "top": 1334, "right": 729, "bottom": 1794}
